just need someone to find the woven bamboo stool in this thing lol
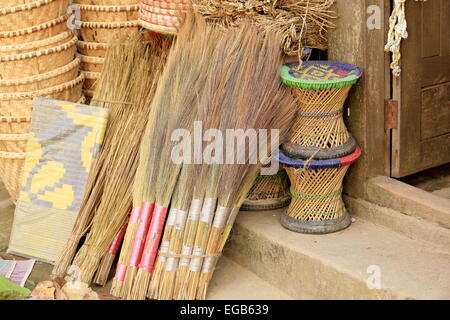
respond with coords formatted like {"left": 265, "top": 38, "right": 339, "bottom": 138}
{"left": 277, "top": 147, "right": 361, "bottom": 234}
{"left": 242, "top": 170, "right": 291, "bottom": 211}
{"left": 139, "top": 0, "right": 189, "bottom": 35}
{"left": 281, "top": 61, "right": 362, "bottom": 160}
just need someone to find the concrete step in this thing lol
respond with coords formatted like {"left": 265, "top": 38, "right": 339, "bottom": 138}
{"left": 367, "top": 177, "right": 450, "bottom": 229}
{"left": 208, "top": 256, "right": 294, "bottom": 300}
{"left": 224, "top": 209, "right": 450, "bottom": 300}
{"left": 344, "top": 195, "right": 450, "bottom": 253}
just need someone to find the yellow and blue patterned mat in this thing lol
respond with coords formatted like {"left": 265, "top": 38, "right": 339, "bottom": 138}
{"left": 8, "top": 97, "right": 108, "bottom": 263}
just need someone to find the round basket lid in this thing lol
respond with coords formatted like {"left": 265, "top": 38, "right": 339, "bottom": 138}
{"left": 281, "top": 61, "right": 363, "bottom": 90}
{"left": 277, "top": 146, "right": 361, "bottom": 170}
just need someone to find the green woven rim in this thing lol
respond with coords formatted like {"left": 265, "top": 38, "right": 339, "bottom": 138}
{"left": 281, "top": 61, "right": 362, "bottom": 90}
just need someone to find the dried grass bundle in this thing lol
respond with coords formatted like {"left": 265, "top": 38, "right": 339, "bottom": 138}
{"left": 124, "top": 15, "right": 218, "bottom": 300}
{"left": 94, "top": 217, "right": 129, "bottom": 286}
{"left": 191, "top": 0, "right": 336, "bottom": 56}
{"left": 70, "top": 40, "right": 169, "bottom": 284}
{"left": 51, "top": 40, "right": 143, "bottom": 280}
{"left": 110, "top": 35, "right": 172, "bottom": 298}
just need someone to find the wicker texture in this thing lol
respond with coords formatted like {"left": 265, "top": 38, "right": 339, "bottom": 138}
{"left": 139, "top": 0, "right": 189, "bottom": 34}
{"left": 287, "top": 86, "right": 352, "bottom": 147}
{"left": 0, "top": 35, "right": 77, "bottom": 80}
{"left": 79, "top": 20, "right": 141, "bottom": 42}
{"left": 79, "top": 54, "right": 104, "bottom": 72}
{"left": 242, "top": 170, "right": 291, "bottom": 211}
{"left": 0, "top": 0, "right": 70, "bottom": 32}
{"left": 79, "top": 4, "right": 140, "bottom": 22}
{"left": 81, "top": 71, "right": 100, "bottom": 91}
{"left": 0, "top": 31, "right": 73, "bottom": 56}
{"left": 279, "top": 147, "right": 360, "bottom": 234}
{"left": 0, "top": 14, "right": 69, "bottom": 46}
{"left": 0, "top": 57, "right": 80, "bottom": 93}
{"left": 0, "top": 74, "right": 84, "bottom": 117}
{"left": 74, "top": 0, "right": 139, "bottom": 4}
{"left": 77, "top": 40, "right": 108, "bottom": 57}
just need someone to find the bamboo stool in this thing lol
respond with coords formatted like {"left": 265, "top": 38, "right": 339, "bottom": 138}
{"left": 278, "top": 146, "right": 361, "bottom": 234}
{"left": 241, "top": 170, "right": 291, "bottom": 211}
{"left": 281, "top": 61, "right": 362, "bottom": 160}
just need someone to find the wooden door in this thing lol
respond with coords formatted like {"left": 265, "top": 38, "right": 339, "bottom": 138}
{"left": 392, "top": 0, "right": 450, "bottom": 177}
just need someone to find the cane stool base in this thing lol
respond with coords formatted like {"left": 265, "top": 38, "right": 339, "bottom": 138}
{"left": 241, "top": 195, "right": 291, "bottom": 212}
{"left": 282, "top": 135, "right": 357, "bottom": 160}
{"left": 281, "top": 209, "right": 351, "bottom": 234}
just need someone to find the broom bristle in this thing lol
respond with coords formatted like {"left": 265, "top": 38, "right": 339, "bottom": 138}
{"left": 70, "top": 41, "right": 170, "bottom": 285}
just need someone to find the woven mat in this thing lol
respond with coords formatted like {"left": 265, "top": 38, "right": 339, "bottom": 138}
{"left": 8, "top": 97, "right": 108, "bottom": 263}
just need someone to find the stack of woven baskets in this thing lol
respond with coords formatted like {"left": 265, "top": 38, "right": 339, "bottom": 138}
{"left": 0, "top": 0, "right": 83, "bottom": 202}
{"left": 139, "top": 0, "right": 189, "bottom": 35}
{"left": 74, "top": 0, "right": 142, "bottom": 100}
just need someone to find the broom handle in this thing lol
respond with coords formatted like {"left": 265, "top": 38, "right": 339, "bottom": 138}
{"left": 113, "top": 206, "right": 141, "bottom": 282}
{"left": 139, "top": 205, "right": 168, "bottom": 273}
{"left": 108, "top": 216, "right": 129, "bottom": 255}
{"left": 128, "top": 202, "right": 155, "bottom": 267}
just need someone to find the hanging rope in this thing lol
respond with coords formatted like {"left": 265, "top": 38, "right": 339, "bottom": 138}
{"left": 385, "top": 0, "right": 408, "bottom": 77}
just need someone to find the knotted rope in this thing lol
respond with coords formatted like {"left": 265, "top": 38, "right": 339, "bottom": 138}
{"left": 385, "top": 0, "right": 408, "bottom": 77}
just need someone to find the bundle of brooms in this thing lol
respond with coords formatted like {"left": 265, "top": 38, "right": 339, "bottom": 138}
{"left": 191, "top": 0, "right": 337, "bottom": 57}
{"left": 52, "top": 37, "right": 171, "bottom": 283}
{"left": 116, "top": 14, "right": 296, "bottom": 300}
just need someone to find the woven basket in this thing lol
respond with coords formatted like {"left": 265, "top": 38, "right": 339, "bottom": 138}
{"left": 278, "top": 147, "right": 361, "bottom": 234}
{"left": 0, "top": 149, "right": 25, "bottom": 202}
{"left": 78, "top": 54, "right": 104, "bottom": 72}
{"left": 0, "top": 35, "right": 77, "bottom": 80}
{"left": 77, "top": 40, "right": 108, "bottom": 57}
{"left": 0, "top": 31, "right": 73, "bottom": 56}
{"left": 242, "top": 170, "right": 291, "bottom": 211}
{"left": 0, "top": 0, "right": 70, "bottom": 32}
{"left": 78, "top": 4, "right": 139, "bottom": 22}
{"left": 82, "top": 71, "right": 100, "bottom": 91}
{"left": 0, "top": 57, "right": 80, "bottom": 93}
{"left": 0, "top": 14, "right": 69, "bottom": 46}
{"left": 79, "top": 20, "right": 141, "bottom": 42}
{"left": 0, "top": 73, "right": 84, "bottom": 117}
{"left": 139, "top": 0, "right": 188, "bottom": 34}
{"left": 282, "top": 86, "right": 357, "bottom": 160}
{"left": 74, "top": 0, "right": 139, "bottom": 4}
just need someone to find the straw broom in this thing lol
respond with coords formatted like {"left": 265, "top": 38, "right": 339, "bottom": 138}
{"left": 193, "top": 27, "right": 297, "bottom": 299}
{"left": 154, "top": 18, "right": 240, "bottom": 301}
{"left": 110, "top": 37, "right": 172, "bottom": 298}
{"left": 125, "top": 14, "right": 217, "bottom": 300}
{"left": 71, "top": 42, "right": 164, "bottom": 284}
{"left": 146, "top": 164, "right": 194, "bottom": 300}
{"left": 52, "top": 41, "right": 143, "bottom": 280}
{"left": 177, "top": 26, "right": 255, "bottom": 301}
{"left": 94, "top": 216, "right": 130, "bottom": 286}
{"left": 197, "top": 86, "right": 296, "bottom": 299}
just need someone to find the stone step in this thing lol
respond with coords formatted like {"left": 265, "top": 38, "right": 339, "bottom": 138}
{"left": 208, "top": 256, "right": 293, "bottom": 300}
{"left": 344, "top": 195, "right": 450, "bottom": 253}
{"left": 367, "top": 177, "right": 450, "bottom": 229}
{"left": 224, "top": 209, "right": 450, "bottom": 300}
